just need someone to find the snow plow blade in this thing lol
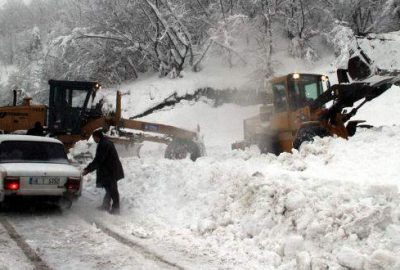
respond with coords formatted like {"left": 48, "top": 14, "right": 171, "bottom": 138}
{"left": 108, "top": 132, "right": 205, "bottom": 161}
{"left": 108, "top": 136, "right": 143, "bottom": 158}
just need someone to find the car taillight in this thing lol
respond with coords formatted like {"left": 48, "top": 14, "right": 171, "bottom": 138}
{"left": 4, "top": 176, "right": 20, "bottom": 190}
{"left": 65, "top": 177, "right": 81, "bottom": 191}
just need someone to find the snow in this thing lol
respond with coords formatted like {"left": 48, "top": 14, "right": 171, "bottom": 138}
{"left": 6, "top": 212, "right": 173, "bottom": 269}
{"left": 100, "top": 60, "right": 261, "bottom": 118}
{"left": 0, "top": 223, "right": 33, "bottom": 270}
{"left": 357, "top": 31, "right": 400, "bottom": 71}
{"left": 337, "top": 246, "right": 364, "bottom": 269}
{"left": 79, "top": 137, "right": 400, "bottom": 268}
{"left": 3, "top": 28, "right": 400, "bottom": 269}
{"left": 0, "top": 65, "right": 16, "bottom": 87}
{"left": 330, "top": 27, "right": 400, "bottom": 77}
{"left": 59, "top": 57, "right": 400, "bottom": 268}
{"left": 72, "top": 98, "right": 400, "bottom": 269}
{"left": 139, "top": 100, "right": 260, "bottom": 155}
{"left": 0, "top": 0, "right": 31, "bottom": 6}
{"left": 357, "top": 85, "right": 400, "bottom": 126}
{"left": 96, "top": 34, "right": 335, "bottom": 120}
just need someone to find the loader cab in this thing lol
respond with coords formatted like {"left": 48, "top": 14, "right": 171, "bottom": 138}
{"left": 48, "top": 80, "right": 101, "bottom": 135}
{"left": 271, "top": 73, "right": 330, "bottom": 112}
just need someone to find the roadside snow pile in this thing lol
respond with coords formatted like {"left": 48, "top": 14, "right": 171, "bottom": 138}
{"left": 80, "top": 125, "right": 400, "bottom": 269}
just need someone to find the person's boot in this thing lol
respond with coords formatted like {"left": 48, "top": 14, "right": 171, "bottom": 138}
{"left": 109, "top": 207, "right": 120, "bottom": 215}
{"left": 96, "top": 205, "right": 109, "bottom": 211}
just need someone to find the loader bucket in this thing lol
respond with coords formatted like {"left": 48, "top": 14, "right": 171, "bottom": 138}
{"left": 348, "top": 55, "right": 372, "bottom": 81}
{"left": 164, "top": 138, "right": 205, "bottom": 161}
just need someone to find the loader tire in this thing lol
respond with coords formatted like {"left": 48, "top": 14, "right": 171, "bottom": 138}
{"left": 258, "top": 135, "right": 280, "bottom": 155}
{"left": 293, "top": 125, "right": 330, "bottom": 150}
{"left": 165, "top": 139, "right": 201, "bottom": 161}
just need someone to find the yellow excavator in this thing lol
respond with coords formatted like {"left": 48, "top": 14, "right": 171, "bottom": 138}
{"left": 0, "top": 80, "right": 205, "bottom": 161}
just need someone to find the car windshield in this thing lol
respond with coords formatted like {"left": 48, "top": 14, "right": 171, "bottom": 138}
{"left": 0, "top": 141, "right": 68, "bottom": 164}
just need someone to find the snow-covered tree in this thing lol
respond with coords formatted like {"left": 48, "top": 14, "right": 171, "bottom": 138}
{"left": 375, "top": 0, "right": 400, "bottom": 32}
{"left": 1, "top": 0, "right": 399, "bottom": 98}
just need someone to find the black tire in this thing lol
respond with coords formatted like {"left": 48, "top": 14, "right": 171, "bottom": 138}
{"left": 57, "top": 196, "right": 73, "bottom": 210}
{"left": 293, "top": 125, "right": 330, "bottom": 150}
{"left": 164, "top": 139, "right": 201, "bottom": 161}
{"left": 257, "top": 134, "right": 280, "bottom": 155}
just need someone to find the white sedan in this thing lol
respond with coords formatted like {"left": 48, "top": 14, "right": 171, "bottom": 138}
{"left": 0, "top": 135, "right": 82, "bottom": 207}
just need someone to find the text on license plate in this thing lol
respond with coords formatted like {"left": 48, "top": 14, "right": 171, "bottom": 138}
{"left": 29, "top": 177, "right": 61, "bottom": 185}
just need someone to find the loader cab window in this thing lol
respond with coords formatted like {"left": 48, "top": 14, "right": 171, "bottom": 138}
{"left": 70, "top": 89, "right": 87, "bottom": 108}
{"left": 288, "top": 74, "right": 327, "bottom": 110}
{"left": 304, "top": 84, "right": 319, "bottom": 100}
{"left": 50, "top": 85, "right": 93, "bottom": 134}
{"left": 49, "top": 81, "right": 100, "bottom": 135}
{"left": 272, "top": 82, "right": 288, "bottom": 113}
{"left": 62, "top": 88, "right": 88, "bottom": 109}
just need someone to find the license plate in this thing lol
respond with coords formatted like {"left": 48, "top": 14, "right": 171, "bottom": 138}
{"left": 29, "top": 177, "right": 61, "bottom": 185}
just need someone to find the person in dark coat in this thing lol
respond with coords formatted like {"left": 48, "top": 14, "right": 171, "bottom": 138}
{"left": 27, "top": 121, "right": 44, "bottom": 136}
{"left": 82, "top": 130, "right": 124, "bottom": 214}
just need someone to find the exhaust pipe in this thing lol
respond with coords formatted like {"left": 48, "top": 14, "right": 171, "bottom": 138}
{"left": 13, "top": 89, "right": 17, "bottom": 106}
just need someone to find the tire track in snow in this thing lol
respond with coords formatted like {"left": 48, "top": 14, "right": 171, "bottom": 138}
{"left": 81, "top": 215, "right": 185, "bottom": 270}
{"left": 3, "top": 209, "right": 177, "bottom": 270}
{"left": 0, "top": 216, "right": 52, "bottom": 270}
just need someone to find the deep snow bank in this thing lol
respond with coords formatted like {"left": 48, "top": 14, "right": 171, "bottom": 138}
{"left": 79, "top": 125, "right": 400, "bottom": 269}
{"left": 75, "top": 69, "right": 400, "bottom": 268}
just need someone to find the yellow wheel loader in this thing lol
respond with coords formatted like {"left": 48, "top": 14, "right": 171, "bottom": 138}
{"left": 233, "top": 52, "right": 400, "bottom": 154}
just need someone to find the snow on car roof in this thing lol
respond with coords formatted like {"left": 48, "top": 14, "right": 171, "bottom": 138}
{"left": 0, "top": 135, "right": 63, "bottom": 144}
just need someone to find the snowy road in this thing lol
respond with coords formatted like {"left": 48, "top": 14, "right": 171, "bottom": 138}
{"left": 0, "top": 205, "right": 179, "bottom": 270}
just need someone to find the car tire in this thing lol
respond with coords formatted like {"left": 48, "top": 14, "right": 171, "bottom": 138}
{"left": 257, "top": 134, "right": 280, "bottom": 155}
{"left": 57, "top": 196, "right": 73, "bottom": 210}
{"left": 293, "top": 125, "right": 330, "bottom": 150}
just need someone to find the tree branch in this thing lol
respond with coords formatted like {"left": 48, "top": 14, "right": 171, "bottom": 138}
{"left": 212, "top": 39, "right": 247, "bottom": 65}
{"left": 75, "top": 34, "right": 124, "bottom": 42}
{"left": 192, "top": 40, "right": 213, "bottom": 71}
